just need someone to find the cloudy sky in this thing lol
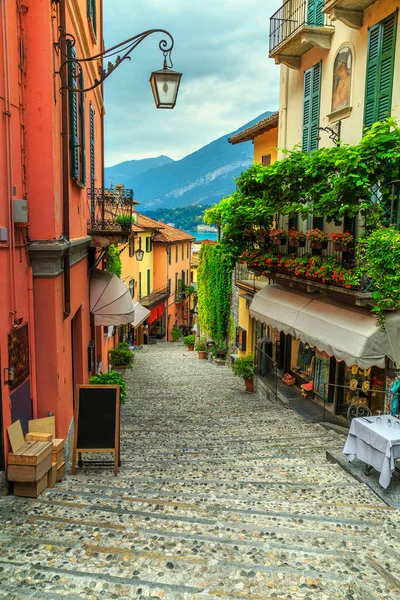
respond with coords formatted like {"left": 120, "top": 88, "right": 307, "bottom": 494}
{"left": 103, "top": 0, "right": 282, "bottom": 166}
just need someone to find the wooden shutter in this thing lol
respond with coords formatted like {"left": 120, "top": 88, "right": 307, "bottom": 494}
{"left": 139, "top": 272, "right": 142, "bottom": 298}
{"left": 262, "top": 154, "right": 271, "bottom": 166}
{"left": 313, "top": 216, "right": 324, "bottom": 230}
{"left": 288, "top": 213, "right": 298, "bottom": 230}
{"left": 302, "top": 63, "right": 321, "bottom": 152}
{"left": 343, "top": 216, "right": 355, "bottom": 234}
{"left": 79, "top": 72, "right": 86, "bottom": 185}
{"left": 90, "top": 105, "right": 95, "bottom": 194}
{"left": 308, "top": 0, "right": 324, "bottom": 26}
{"left": 147, "top": 269, "right": 151, "bottom": 296}
{"left": 364, "top": 12, "right": 397, "bottom": 129}
{"left": 67, "top": 43, "right": 79, "bottom": 179}
{"left": 87, "top": 0, "right": 97, "bottom": 37}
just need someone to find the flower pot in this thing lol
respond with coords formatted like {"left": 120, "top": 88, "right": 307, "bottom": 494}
{"left": 244, "top": 378, "right": 254, "bottom": 393}
{"left": 119, "top": 223, "right": 131, "bottom": 232}
{"left": 289, "top": 239, "right": 300, "bottom": 247}
{"left": 310, "top": 241, "right": 328, "bottom": 250}
{"left": 332, "top": 242, "right": 343, "bottom": 251}
{"left": 187, "top": 345, "right": 194, "bottom": 351}
{"left": 272, "top": 237, "right": 287, "bottom": 246}
{"left": 112, "top": 366, "right": 126, "bottom": 374}
{"left": 198, "top": 350, "right": 207, "bottom": 360}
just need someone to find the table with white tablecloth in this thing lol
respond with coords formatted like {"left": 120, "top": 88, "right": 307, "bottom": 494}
{"left": 343, "top": 415, "right": 400, "bottom": 489}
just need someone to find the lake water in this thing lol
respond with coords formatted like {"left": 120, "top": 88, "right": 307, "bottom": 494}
{"left": 187, "top": 230, "right": 218, "bottom": 242}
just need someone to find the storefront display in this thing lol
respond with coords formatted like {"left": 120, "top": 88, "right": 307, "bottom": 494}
{"left": 314, "top": 351, "right": 331, "bottom": 401}
{"left": 342, "top": 365, "right": 386, "bottom": 415}
{"left": 291, "top": 339, "right": 315, "bottom": 382}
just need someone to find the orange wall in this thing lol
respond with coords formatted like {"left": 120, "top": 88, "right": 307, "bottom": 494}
{"left": 253, "top": 128, "right": 279, "bottom": 164}
{"left": 159, "top": 241, "right": 192, "bottom": 339}
{"left": 0, "top": 1, "right": 34, "bottom": 457}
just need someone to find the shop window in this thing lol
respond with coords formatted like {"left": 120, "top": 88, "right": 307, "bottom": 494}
{"left": 332, "top": 46, "right": 352, "bottom": 113}
{"left": 314, "top": 351, "right": 332, "bottom": 401}
{"left": 291, "top": 340, "right": 315, "bottom": 381}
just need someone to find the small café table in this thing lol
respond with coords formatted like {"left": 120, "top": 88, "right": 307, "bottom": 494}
{"left": 343, "top": 414, "right": 400, "bottom": 489}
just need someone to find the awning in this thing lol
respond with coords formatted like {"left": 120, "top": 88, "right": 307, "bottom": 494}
{"left": 149, "top": 303, "right": 164, "bottom": 325}
{"left": 132, "top": 301, "right": 150, "bottom": 328}
{"left": 90, "top": 269, "right": 136, "bottom": 327}
{"left": 249, "top": 284, "right": 400, "bottom": 369}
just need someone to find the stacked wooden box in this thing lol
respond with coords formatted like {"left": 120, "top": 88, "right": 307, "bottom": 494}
{"left": 7, "top": 417, "right": 65, "bottom": 498}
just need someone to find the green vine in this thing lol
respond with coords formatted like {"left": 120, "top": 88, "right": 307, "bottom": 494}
{"left": 107, "top": 244, "right": 122, "bottom": 278}
{"left": 197, "top": 242, "right": 232, "bottom": 348}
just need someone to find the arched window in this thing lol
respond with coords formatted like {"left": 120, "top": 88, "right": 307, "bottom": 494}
{"left": 332, "top": 46, "right": 352, "bottom": 113}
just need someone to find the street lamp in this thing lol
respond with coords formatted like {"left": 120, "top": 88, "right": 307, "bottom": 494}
{"left": 135, "top": 237, "right": 145, "bottom": 262}
{"left": 56, "top": 28, "right": 182, "bottom": 108}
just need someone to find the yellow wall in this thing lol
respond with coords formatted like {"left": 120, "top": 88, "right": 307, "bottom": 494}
{"left": 237, "top": 296, "right": 254, "bottom": 357}
{"left": 278, "top": 0, "right": 400, "bottom": 156}
{"left": 253, "top": 128, "right": 279, "bottom": 164}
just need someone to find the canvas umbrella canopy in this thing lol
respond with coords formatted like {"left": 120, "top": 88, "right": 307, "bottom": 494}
{"left": 90, "top": 269, "right": 136, "bottom": 327}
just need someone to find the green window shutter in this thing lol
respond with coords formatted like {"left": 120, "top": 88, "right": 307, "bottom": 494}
{"left": 307, "top": 0, "right": 324, "bottom": 26}
{"left": 343, "top": 216, "right": 355, "bottom": 234}
{"left": 364, "top": 12, "right": 397, "bottom": 129}
{"left": 313, "top": 216, "right": 324, "bottom": 230}
{"left": 288, "top": 213, "right": 298, "bottom": 230}
{"left": 67, "top": 43, "right": 79, "bottom": 179}
{"left": 79, "top": 72, "right": 86, "bottom": 185}
{"left": 87, "top": 0, "right": 97, "bottom": 37}
{"left": 302, "top": 63, "right": 321, "bottom": 152}
{"left": 147, "top": 269, "right": 151, "bottom": 295}
{"left": 139, "top": 272, "right": 142, "bottom": 298}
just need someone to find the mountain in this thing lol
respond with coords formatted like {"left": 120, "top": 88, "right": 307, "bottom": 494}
{"left": 104, "top": 111, "right": 275, "bottom": 210}
{"left": 104, "top": 155, "right": 174, "bottom": 189}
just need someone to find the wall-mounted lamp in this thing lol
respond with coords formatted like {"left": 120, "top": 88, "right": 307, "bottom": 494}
{"left": 4, "top": 367, "right": 15, "bottom": 385}
{"left": 135, "top": 237, "right": 144, "bottom": 262}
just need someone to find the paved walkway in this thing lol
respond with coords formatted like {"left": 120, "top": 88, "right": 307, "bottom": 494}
{"left": 1, "top": 343, "right": 400, "bottom": 599}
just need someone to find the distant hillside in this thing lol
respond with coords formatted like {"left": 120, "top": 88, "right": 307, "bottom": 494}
{"left": 104, "top": 155, "right": 174, "bottom": 189}
{"left": 143, "top": 205, "right": 210, "bottom": 232}
{"left": 104, "top": 111, "right": 275, "bottom": 210}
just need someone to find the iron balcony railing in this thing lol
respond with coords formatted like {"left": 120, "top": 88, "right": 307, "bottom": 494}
{"left": 139, "top": 285, "right": 169, "bottom": 308}
{"left": 269, "top": 0, "right": 331, "bottom": 54}
{"left": 87, "top": 187, "right": 134, "bottom": 234}
{"left": 175, "top": 292, "right": 186, "bottom": 303}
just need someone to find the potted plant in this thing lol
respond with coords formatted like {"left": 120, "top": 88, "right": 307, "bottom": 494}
{"left": 232, "top": 354, "right": 255, "bottom": 393}
{"left": 108, "top": 341, "right": 134, "bottom": 372}
{"left": 270, "top": 228, "right": 288, "bottom": 246}
{"left": 330, "top": 232, "right": 354, "bottom": 251}
{"left": 90, "top": 370, "right": 127, "bottom": 404}
{"left": 306, "top": 228, "right": 329, "bottom": 250}
{"left": 288, "top": 229, "right": 306, "bottom": 247}
{"left": 195, "top": 338, "right": 207, "bottom": 359}
{"left": 184, "top": 334, "right": 196, "bottom": 351}
{"left": 170, "top": 326, "right": 182, "bottom": 342}
{"left": 115, "top": 214, "right": 135, "bottom": 232}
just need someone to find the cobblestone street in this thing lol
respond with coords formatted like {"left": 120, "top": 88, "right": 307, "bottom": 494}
{"left": 1, "top": 343, "right": 400, "bottom": 599}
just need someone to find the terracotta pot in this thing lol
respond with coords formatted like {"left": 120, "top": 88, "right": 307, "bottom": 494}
{"left": 332, "top": 242, "right": 343, "bottom": 251}
{"left": 310, "top": 241, "right": 328, "bottom": 250}
{"left": 188, "top": 345, "right": 194, "bottom": 351}
{"left": 198, "top": 350, "right": 207, "bottom": 360}
{"left": 289, "top": 238, "right": 300, "bottom": 247}
{"left": 244, "top": 378, "right": 254, "bottom": 393}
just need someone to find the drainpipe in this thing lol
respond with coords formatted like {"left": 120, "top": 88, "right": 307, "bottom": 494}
{"left": 1, "top": 0, "right": 18, "bottom": 326}
{"left": 280, "top": 65, "right": 289, "bottom": 154}
{"left": 60, "top": 0, "right": 71, "bottom": 318}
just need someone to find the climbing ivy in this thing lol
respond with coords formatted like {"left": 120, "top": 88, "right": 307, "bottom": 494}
{"left": 107, "top": 244, "right": 122, "bottom": 278}
{"left": 197, "top": 242, "right": 232, "bottom": 348}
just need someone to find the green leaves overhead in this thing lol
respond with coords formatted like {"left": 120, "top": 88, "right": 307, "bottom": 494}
{"left": 204, "top": 119, "right": 400, "bottom": 260}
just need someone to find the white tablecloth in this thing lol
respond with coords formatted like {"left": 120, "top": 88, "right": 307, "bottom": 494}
{"left": 343, "top": 415, "right": 400, "bottom": 489}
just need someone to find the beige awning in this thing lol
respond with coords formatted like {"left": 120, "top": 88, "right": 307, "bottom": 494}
{"left": 90, "top": 269, "right": 136, "bottom": 327}
{"left": 131, "top": 301, "right": 150, "bottom": 328}
{"left": 249, "top": 284, "right": 399, "bottom": 369}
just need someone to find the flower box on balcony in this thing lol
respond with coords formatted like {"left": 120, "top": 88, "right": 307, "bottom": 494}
{"left": 270, "top": 229, "right": 288, "bottom": 245}
{"left": 306, "top": 228, "right": 328, "bottom": 250}
{"left": 288, "top": 229, "right": 306, "bottom": 247}
{"left": 330, "top": 232, "right": 354, "bottom": 252}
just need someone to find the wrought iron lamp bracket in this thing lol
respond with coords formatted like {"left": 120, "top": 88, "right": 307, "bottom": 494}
{"left": 55, "top": 27, "right": 175, "bottom": 93}
{"left": 316, "top": 121, "right": 341, "bottom": 146}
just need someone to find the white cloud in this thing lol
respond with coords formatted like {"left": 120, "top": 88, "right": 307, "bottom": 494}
{"left": 103, "top": 0, "right": 282, "bottom": 166}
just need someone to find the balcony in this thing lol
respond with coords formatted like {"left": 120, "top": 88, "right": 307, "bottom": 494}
{"left": 269, "top": 0, "right": 335, "bottom": 69}
{"left": 87, "top": 187, "right": 135, "bottom": 247}
{"left": 242, "top": 239, "right": 375, "bottom": 305}
{"left": 139, "top": 285, "right": 169, "bottom": 309}
{"left": 174, "top": 292, "right": 186, "bottom": 303}
{"left": 323, "top": 0, "right": 378, "bottom": 29}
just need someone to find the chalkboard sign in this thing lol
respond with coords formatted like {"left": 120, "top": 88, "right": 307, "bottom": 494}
{"left": 72, "top": 385, "right": 120, "bottom": 476}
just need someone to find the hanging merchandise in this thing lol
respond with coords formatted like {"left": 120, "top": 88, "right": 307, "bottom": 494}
{"left": 390, "top": 378, "right": 400, "bottom": 416}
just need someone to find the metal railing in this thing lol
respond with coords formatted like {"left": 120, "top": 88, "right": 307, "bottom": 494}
{"left": 139, "top": 285, "right": 169, "bottom": 308}
{"left": 269, "top": 0, "right": 332, "bottom": 54}
{"left": 87, "top": 187, "right": 134, "bottom": 234}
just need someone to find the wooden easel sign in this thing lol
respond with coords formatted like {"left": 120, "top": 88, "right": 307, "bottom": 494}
{"left": 72, "top": 385, "right": 120, "bottom": 476}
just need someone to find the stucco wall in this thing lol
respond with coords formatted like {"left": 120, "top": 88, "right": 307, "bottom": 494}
{"left": 254, "top": 128, "right": 279, "bottom": 164}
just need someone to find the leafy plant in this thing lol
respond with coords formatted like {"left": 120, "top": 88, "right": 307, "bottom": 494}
{"left": 184, "top": 334, "right": 196, "bottom": 347}
{"left": 330, "top": 232, "right": 354, "bottom": 245}
{"left": 107, "top": 244, "right": 122, "bottom": 278}
{"left": 90, "top": 370, "right": 127, "bottom": 404}
{"left": 197, "top": 242, "right": 232, "bottom": 347}
{"left": 306, "top": 229, "right": 328, "bottom": 243}
{"left": 232, "top": 355, "right": 255, "bottom": 380}
{"left": 115, "top": 214, "right": 135, "bottom": 225}
{"left": 270, "top": 228, "right": 288, "bottom": 242}
{"left": 288, "top": 229, "right": 306, "bottom": 242}
{"left": 195, "top": 338, "right": 207, "bottom": 351}
{"left": 108, "top": 342, "right": 134, "bottom": 368}
{"left": 171, "top": 326, "right": 182, "bottom": 342}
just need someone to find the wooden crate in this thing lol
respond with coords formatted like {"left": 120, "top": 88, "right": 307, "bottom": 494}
{"left": 28, "top": 416, "right": 55, "bottom": 439}
{"left": 26, "top": 432, "right": 53, "bottom": 442}
{"left": 8, "top": 441, "right": 53, "bottom": 482}
{"left": 56, "top": 462, "right": 65, "bottom": 482}
{"left": 14, "top": 473, "right": 48, "bottom": 498}
{"left": 47, "top": 462, "right": 58, "bottom": 488}
{"left": 52, "top": 439, "right": 65, "bottom": 467}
